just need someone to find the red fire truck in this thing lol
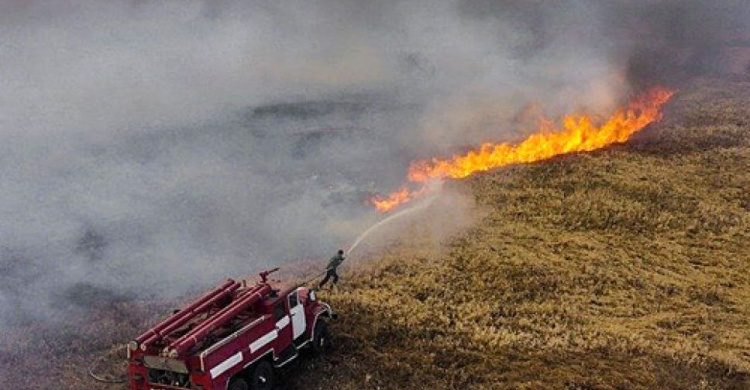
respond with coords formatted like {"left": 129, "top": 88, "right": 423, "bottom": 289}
{"left": 127, "top": 268, "right": 335, "bottom": 390}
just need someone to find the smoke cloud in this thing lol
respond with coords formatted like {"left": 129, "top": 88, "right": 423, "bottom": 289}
{"left": 0, "top": 0, "right": 746, "bottom": 325}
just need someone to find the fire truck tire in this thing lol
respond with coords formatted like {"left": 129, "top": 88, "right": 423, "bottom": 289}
{"left": 311, "top": 320, "right": 331, "bottom": 356}
{"left": 249, "top": 360, "right": 275, "bottom": 390}
{"left": 228, "top": 378, "right": 249, "bottom": 390}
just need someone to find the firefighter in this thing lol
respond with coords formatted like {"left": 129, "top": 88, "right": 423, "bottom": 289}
{"left": 319, "top": 249, "right": 345, "bottom": 288}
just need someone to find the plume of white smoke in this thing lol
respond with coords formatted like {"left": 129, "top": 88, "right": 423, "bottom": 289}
{"left": 0, "top": 0, "right": 746, "bottom": 325}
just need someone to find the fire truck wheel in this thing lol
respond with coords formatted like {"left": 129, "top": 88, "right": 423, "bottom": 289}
{"left": 250, "top": 360, "right": 275, "bottom": 390}
{"left": 228, "top": 378, "right": 249, "bottom": 390}
{"left": 311, "top": 320, "right": 331, "bottom": 356}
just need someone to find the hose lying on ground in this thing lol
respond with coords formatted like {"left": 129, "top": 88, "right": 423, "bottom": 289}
{"left": 88, "top": 343, "right": 127, "bottom": 384}
{"left": 88, "top": 268, "right": 328, "bottom": 386}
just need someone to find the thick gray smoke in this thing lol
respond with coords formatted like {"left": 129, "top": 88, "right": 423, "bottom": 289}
{"left": 1, "top": 0, "right": 746, "bottom": 325}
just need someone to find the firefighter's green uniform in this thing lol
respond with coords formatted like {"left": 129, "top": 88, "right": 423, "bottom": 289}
{"left": 319, "top": 251, "right": 345, "bottom": 288}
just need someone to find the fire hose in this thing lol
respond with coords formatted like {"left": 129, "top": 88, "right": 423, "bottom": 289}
{"left": 88, "top": 343, "right": 127, "bottom": 383}
{"left": 86, "top": 267, "right": 329, "bottom": 386}
{"left": 88, "top": 196, "right": 436, "bottom": 384}
{"left": 299, "top": 269, "right": 328, "bottom": 287}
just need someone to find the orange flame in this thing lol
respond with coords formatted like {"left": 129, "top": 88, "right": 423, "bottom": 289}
{"left": 371, "top": 186, "right": 411, "bottom": 213}
{"left": 372, "top": 87, "right": 674, "bottom": 212}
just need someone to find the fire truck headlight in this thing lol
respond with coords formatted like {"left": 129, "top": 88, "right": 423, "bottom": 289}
{"left": 128, "top": 340, "right": 139, "bottom": 351}
{"left": 309, "top": 290, "right": 317, "bottom": 301}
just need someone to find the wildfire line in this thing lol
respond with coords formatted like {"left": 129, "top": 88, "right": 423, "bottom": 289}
{"left": 372, "top": 87, "right": 674, "bottom": 212}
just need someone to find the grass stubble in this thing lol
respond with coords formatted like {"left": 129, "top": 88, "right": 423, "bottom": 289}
{"left": 1, "top": 77, "right": 747, "bottom": 389}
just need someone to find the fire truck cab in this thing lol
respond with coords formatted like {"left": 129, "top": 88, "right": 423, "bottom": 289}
{"left": 127, "top": 269, "right": 335, "bottom": 390}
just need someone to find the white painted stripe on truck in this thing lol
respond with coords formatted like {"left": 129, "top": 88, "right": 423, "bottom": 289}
{"left": 249, "top": 330, "right": 278, "bottom": 353}
{"left": 275, "top": 315, "right": 290, "bottom": 330}
{"left": 209, "top": 351, "right": 243, "bottom": 379}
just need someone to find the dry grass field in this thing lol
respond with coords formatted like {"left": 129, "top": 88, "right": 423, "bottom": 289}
{"left": 286, "top": 78, "right": 749, "bottom": 390}
{"left": 1, "top": 77, "right": 747, "bottom": 390}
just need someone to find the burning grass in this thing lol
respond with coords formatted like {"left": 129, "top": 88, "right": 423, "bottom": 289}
{"left": 372, "top": 87, "right": 674, "bottom": 212}
{"left": 2, "top": 77, "right": 748, "bottom": 389}
{"left": 290, "top": 78, "right": 749, "bottom": 390}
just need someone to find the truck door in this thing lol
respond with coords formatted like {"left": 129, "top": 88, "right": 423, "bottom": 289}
{"left": 288, "top": 289, "right": 306, "bottom": 340}
{"left": 273, "top": 302, "right": 292, "bottom": 352}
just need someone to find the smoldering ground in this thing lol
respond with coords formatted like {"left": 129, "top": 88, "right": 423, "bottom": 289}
{"left": 0, "top": 0, "right": 747, "bottom": 329}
